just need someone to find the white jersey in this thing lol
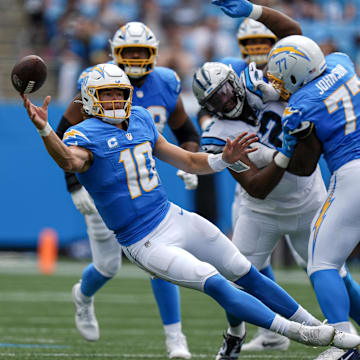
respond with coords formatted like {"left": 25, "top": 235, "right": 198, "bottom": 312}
{"left": 201, "top": 77, "right": 326, "bottom": 216}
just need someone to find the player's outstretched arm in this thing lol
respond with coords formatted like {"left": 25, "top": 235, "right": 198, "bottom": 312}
{"left": 22, "top": 95, "right": 93, "bottom": 173}
{"left": 154, "top": 132, "right": 258, "bottom": 175}
{"left": 212, "top": 0, "right": 302, "bottom": 39}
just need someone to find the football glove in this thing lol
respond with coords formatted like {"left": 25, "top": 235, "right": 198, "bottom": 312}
{"left": 278, "top": 131, "right": 298, "bottom": 158}
{"left": 176, "top": 170, "right": 198, "bottom": 190}
{"left": 212, "top": 0, "right": 254, "bottom": 18}
{"left": 71, "top": 186, "right": 97, "bottom": 215}
{"left": 248, "top": 62, "right": 280, "bottom": 102}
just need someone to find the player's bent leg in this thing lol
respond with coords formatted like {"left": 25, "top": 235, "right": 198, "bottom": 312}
{"left": 259, "top": 261, "right": 276, "bottom": 282}
{"left": 72, "top": 212, "right": 121, "bottom": 342}
{"left": 150, "top": 278, "right": 191, "bottom": 359}
{"left": 343, "top": 270, "right": 360, "bottom": 326}
{"left": 235, "top": 265, "right": 319, "bottom": 325}
{"left": 310, "top": 270, "right": 360, "bottom": 349}
{"left": 311, "top": 269, "right": 350, "bottom": 327}
{"left": 204, "top": 274, "right": 336, "bottom": 348}
{"left": 241, "top": 260, "right": 290, "bottom": 352}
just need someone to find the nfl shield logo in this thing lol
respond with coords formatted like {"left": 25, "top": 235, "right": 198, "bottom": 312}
{"left": 125, "top": 133, "right": 133, "bottom": 141}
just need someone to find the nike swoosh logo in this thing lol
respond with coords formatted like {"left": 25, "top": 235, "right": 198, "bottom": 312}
{"left": 261, "top": 341, "right": 285, "bottom": 348}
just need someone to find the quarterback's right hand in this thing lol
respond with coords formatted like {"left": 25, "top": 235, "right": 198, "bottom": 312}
{"left": 212, "top": 0, "right": 254, "bottom": 18}
{"left": 71, "top": 186, "right": 97, "bottom": 215}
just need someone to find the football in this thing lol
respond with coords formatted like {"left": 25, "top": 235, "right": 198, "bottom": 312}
{"left": 11, "top": 55, "right": 47, "bottom": 94}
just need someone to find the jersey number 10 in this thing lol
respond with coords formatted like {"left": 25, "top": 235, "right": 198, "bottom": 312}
{"left": 119, "top": 142, "right": 159, "bottom": 199}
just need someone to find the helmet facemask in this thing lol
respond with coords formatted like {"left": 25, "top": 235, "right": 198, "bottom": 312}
{"left": 239, "top": 38, "right": 275, "bottom": 67}
{"left": 110, "top": 22, "right": 159, "bottom": 79}
{"left": 205, "top": 80, "right": 245, "bottom": 119}
{"left": 113, "top": 45, "right": 158, "bottom": 78}
{"left": 87, "top": 85, "right": 133, "bottom": 123}
{"left": 266, "top": 72, "right": 291, "bottom": 101}
{"left": 237, "top": 19, "right": 277, "bottom": 67}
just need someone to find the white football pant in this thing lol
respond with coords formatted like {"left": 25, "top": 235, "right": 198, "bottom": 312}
{"left": 84, "top": 212, "right": 122, "bottom": 278}
{"left": 122, "top": 203, "right": 252, "bottom": 291}
{"left": 308, "top": 159, "right": 360, "bottom": 276}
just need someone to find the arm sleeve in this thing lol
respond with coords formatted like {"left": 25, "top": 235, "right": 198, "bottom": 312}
{"left": 172, "top": 117, "right": 200, "bottom": 146}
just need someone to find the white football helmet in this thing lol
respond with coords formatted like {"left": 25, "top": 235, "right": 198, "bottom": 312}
{"left": 267, "top": 35, "right": 327, "bottom": 100}
{"left": 192, "top": 62, "right": 245, "bottom": 120}
{"left": 81, "top": 63, "right": 133, "bottom": 124}
{"left": 237, "top": 19, "right": 277, "bottom": 66}
{"left": 109, "top": 22, "right": 159, "bottom": 78}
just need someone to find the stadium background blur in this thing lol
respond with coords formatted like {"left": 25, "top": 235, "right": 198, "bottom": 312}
{"left": 1, "top": 0, "right": 360, "bottom": 265}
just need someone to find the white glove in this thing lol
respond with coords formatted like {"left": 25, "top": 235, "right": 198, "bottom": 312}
{"left": 248, "top": 62, "right": 280, "bottom": 102}
{"left": 71, "top": 186, "right": 97, "bottom": 215}
{"left": 176, "top": 170, "right": 198, "bottom": 190}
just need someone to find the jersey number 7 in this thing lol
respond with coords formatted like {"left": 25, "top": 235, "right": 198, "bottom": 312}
{"left": 324, "top": 74, "right": 360, "bottom": 135}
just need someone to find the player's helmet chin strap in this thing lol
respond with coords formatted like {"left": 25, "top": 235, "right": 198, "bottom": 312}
{"left": 101, "top": 109, "right": 128, "bottom": 124}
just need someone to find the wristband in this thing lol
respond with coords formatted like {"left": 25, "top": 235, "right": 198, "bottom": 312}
{"left": 274, "top": 152, "right": 290, "bottom": 169}
{"left": 249, "top": 4, "right": 262, "bottom": 20}
{"left": 37, "top": 122, "right": 52, "bottom": 137}
{"left": 208, "top": 153, "right": 231, "bottom": 172}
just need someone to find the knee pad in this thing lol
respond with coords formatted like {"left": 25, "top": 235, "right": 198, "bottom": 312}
{"left": 95, "top": 251, "right": 122, "bottom": 278}
{"left": 85, "top": 212, "right": 114, "bottom": 242}
{"left": 146, "top": 246, "right": 218, "bottom": 292}
{"left": 225, "top": 252, "right": 252, "bottom": 281}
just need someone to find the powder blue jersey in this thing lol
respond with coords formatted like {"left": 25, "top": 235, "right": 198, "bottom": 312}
{"left": 77, "top": 64, "right": 181, "bottom": 133}
{"left": 283, "top": 53, "right": 360, "bottom": 174}
{"left": 63, "top": 106, "right": 170, "bottom": 246}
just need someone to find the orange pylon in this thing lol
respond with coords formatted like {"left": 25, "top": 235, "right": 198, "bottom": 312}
{"left": 37, "top": 228, "right": 58, "bottom": 275}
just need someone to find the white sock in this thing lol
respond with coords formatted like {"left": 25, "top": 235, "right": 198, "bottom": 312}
{"left": 330, "top": 321, "right": 352, "bottom": 333}
{"left": 164, "top": 322, "right": 182, "bottom": 337}
{"left": 289, "top": 305, "right": 321, "bottom": 326}
{"left": 77, "top": 286, "right": 92, "bottom": 303}
{"left": 228, "top": 322, "right": 246, "bottom": 337}
{"left": 270, "top": 314, "right": 290, "bottom": 335}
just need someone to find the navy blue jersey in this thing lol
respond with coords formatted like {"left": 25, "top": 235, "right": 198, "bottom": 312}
{"left": 63, "top": 106, "right": 170, "bottom": 246}
{"left": 283, "top": 53, "right": 360, "bottom": 173}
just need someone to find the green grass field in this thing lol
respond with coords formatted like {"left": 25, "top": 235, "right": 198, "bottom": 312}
{"left": 0, "top": 255, "right": 358, "bottom": 360}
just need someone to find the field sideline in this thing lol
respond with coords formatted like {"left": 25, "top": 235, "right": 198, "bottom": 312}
{"left": 0, "top": 256, "right": 359, "bottom": 360}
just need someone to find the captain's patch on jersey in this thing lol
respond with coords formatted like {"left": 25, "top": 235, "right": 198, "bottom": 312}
{"left": 63, "top": 129, "right": 90, "bottom": 142}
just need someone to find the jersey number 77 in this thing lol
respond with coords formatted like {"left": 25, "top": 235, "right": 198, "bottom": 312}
{"left": 324, "top": 74, "right": 360, "bottom": 135}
